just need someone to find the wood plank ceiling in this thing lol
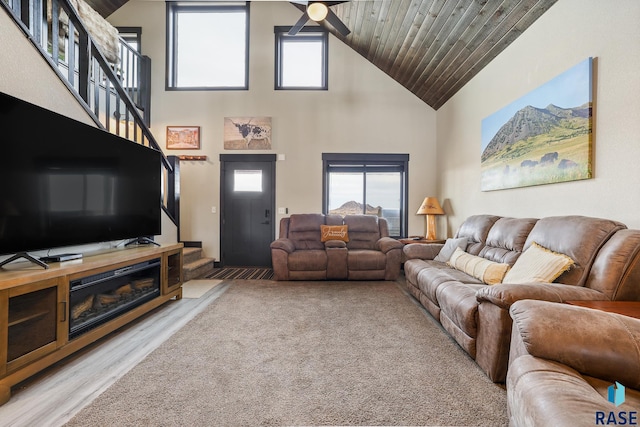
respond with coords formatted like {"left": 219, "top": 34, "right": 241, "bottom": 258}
{"left": 323, "top": 0, "right": 559, "bottom": 109}
{"left": 84, "top": 0, "right": 130, "bottom": 18}
{"left": 89, "top": 0, "right": 559, "bottom": 110}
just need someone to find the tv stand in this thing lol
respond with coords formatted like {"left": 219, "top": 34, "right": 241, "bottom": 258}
{"left": 125, "top": 237, "right": 160, "bottom": 247}
{"left": 0, "top": 252, "right": 48, "bottom": 270}
{"left": 0, "top": 243, "right": 183, "bottom": 405}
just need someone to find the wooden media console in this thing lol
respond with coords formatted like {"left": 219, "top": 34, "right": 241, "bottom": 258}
{"left": 0, "top": 243, "right": 183, "bottom": 405}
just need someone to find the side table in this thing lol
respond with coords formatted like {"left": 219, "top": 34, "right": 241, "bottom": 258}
{"left": 565, "top": 300, "right": 640, "bottom": 320}
{"left": 398, "top": 238, "right": 446, "bottom": 245}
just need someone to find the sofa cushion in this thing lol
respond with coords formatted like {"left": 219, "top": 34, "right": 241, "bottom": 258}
{"left": 344, "top": 215, "right": 381, "bottom": 250}
{"left": 454, "top": 215, "right": 501, "bottom": 255}
{"left": 503, "top": 242, "right": 574, "bottom": 284}
{"left": 288, "top": 249, "right": 327, "bottom": 271}
{"left": 347, "top": 249, "right": 387, "bottom": 270}
{"left": 434, "top": 237, "right": 468, "bottom": 262}
{"left": 417, "top": 264, "right": 482, "bottom": 309}
{"left": 320, "top": 225, "right": 349, "bottom": 242}
{"left": 448, "top": 248, "right": 510, "bottom": 285}
{"left": 478, "top": 217, "right": 538, "bottom": 265}
{"left": 288, "top": 214, "right": 326, "bottom": 250}
{"left": 437, "top": 282, "right": 486, "bottom": 338}
{"left": 522, "top": 215, "right": 625, "bottom": 286}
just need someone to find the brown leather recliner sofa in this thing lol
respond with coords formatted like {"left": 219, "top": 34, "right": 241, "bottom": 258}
{"left": 508, "top": 299, "right": 640, "bottom": 426}
{"left": 270, "top": 213, "right": 403, "bottom": 281}
{"left": 403, "top": 214, "right": 640, "bottom": 382}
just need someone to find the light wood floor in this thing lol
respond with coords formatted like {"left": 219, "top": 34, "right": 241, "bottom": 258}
{"left": 0, "top": 281, "right": 230, "bottom": 427}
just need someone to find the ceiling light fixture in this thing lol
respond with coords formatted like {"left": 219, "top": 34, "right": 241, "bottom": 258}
{"left": 307, "top": 2, "right": 328, "bottom": 21}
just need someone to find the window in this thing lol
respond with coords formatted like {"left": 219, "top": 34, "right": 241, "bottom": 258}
{"left": 118, "top": 27, "right": 141, "bottom": 53}
{"left": 275, "top": 26, "right": 328, "bottom": 90}
{"left": 322, "top": 154, "right": 409, "bottom": 237}
{"left": 166, "top": 2, "right": 249, "bottom": 90}
{"left": 234, "top": 170, "right": 262, "bottom": 192}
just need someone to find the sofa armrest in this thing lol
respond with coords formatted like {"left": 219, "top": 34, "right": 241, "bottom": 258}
{"left": 324, "top": 240, "right": 347, "bottom": 249}
{"left": 508, "top": 355, "right": 636, "bottom": 427}
{"left": 402, "top": 243, "right": 444, "bottom": 260}
{"left": 270, "top": 238, "right": 296, "bottom": 254}
{"left": 510, "top": 299, "right": 640, "bottom": 389}
{"left": 377, "top": 237, "right": 404, "bottom": 254}
{"left": 476, "top": 282, "right": 608, "bottom": 310}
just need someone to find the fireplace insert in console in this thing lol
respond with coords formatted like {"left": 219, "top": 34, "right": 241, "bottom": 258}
{"left": 69, "top": 259, "right": 161, "bottom": 339}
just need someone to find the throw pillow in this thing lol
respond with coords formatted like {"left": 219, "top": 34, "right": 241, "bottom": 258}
{"left": 503, "top": 241, "right": 574, "bottom": 284}
{"left": 434, "top": 237, "right": 468, "bottom": 263}
{"left": 447, "top": 247, "right": 511, "bottom": 285}
{"left": 320, "top": 225, "right": 349, "bottom": 242}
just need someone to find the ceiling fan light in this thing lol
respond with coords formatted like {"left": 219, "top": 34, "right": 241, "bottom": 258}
{"left": 307, "top": 2, "right": 328, "bottom": 21}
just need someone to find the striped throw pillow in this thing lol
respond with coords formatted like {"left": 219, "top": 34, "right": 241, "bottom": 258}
{"left": 448, "top": 247, "right": 511, "bottom": 285}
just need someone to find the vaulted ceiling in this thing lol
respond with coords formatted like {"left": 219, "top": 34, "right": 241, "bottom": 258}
{"left": 322, "top": 0, "right": 558, "bottom": 109}
{"left": 90, "top": 0, "right": 559, "bottom": 110}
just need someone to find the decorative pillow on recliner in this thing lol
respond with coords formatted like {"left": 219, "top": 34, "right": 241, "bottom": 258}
{"left": 434, "top": 237, "right": 468, "bottom": 262}
{"left": 447, "top": 247, "right": 511, "bottom": 285}
{"left": 320, "top": 225, "right": 349, "bottom": 242}
{"left": 502, "top": 241, "right": 574, "bottom": 284}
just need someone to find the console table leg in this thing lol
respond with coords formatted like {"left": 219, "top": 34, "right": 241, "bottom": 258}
{"left": 0, "top": 383, "right": 11, "bottom": 405}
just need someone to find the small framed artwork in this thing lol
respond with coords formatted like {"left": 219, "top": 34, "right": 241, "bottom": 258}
{"left": 166, "top": 126, "right": 200, "bottom": 150}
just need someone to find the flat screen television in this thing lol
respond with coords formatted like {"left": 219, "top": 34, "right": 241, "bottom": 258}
{"left": 0, "top": 91, "right": 162, "bottom": 261}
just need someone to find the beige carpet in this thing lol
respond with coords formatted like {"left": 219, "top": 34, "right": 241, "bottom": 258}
{"left": 65, "top": 280, "right": 507, "bottom": 426}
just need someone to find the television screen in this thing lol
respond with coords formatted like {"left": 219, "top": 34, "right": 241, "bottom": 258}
{"left": 0, "top": 91, "right": 162, "bottom": 256}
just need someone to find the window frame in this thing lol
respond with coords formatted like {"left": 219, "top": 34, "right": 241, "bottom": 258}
{"left": 165, "top": 2, "right": 250, "bottom": 91}
{"left": 322, "top": 153, "right": 410, "bottom": 238}
{"left": 274, "top": 26, "right": 328, "bottom": 91}
{"left": 117, "top": 27, "right": 142, "bottom": 53}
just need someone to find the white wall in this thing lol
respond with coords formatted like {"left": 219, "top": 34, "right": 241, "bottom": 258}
{"left": 109, "top": 1, "right": 437, "bottom": 260}
{"left": 436, "top": 0, "right": 640, "bottom": 236}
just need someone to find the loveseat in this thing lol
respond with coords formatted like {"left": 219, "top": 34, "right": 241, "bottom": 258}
{"left": 271, "top": 213, "right": 403, "bottom": 281}
{"left": 403, "top": 214, "right": 640, "bottom": 382}
{"left": 508, "top": 299, "right": 640, "bottom": 426}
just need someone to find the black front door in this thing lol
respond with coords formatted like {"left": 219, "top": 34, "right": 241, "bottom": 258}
{"left": 220, "top": 154, "right": 276, "bottom": 267}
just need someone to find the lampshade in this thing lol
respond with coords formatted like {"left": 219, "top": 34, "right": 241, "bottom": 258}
{"left": 416, "top": 197, "right": 444, "bottom": 215}
{"left": 307, "top": 2, "right": 328, "bottom": 21}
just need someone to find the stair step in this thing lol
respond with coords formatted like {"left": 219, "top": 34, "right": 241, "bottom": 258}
{"left": 183, "top": 257, "right": 215, "bottom": 281}
{"left": 183, "top": 247, "right": 203, "bottom": 265}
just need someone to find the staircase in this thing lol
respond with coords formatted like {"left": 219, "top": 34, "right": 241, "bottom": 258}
{"left": 183, "top": 247, "right": 216, "bottom": 281}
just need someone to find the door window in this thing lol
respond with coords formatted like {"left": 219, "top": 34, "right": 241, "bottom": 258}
{"left": 234, "top": 170, "right": 262, "bottom": 192}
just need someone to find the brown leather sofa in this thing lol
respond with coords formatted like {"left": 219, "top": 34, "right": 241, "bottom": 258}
{"left": 403, "top": 214, "right": 640, "bottom": 382}
{"left": 270, "top": 213, "right": 403, "bottom": 281}
{"left": 508, "top": 299, "right": 640, "bottom": 426}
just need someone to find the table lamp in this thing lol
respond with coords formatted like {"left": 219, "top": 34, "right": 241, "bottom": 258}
{"left": 416, "top": 197, "right": 444, "bottom": 240}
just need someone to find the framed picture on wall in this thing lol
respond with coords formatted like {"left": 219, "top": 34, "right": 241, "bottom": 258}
{"left": 166, "top": 126, "right": 201, "bottom": 150}
{"left": 480, "top": 57, "right": 593, "bottom": 191}
{"left": 224, "top": 117, "right": 272, "bottom": 150}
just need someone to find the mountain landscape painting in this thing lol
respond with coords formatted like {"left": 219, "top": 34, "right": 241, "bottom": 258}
{"left": 481, "top": 58, "right": 593, "bottom": 191}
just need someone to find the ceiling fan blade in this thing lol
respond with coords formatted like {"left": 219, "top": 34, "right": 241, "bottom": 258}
{"left": 288, "top": 12, "right": 310, "bottom": 35}
{"left": 325, "top": 8, "right": 350, "bottom": 36}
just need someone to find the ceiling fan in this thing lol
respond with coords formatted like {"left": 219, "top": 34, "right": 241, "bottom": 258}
{"left": 288, "top": 1, "right": 351, "bottom": 37}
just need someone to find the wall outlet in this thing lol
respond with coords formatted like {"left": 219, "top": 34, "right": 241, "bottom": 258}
{"left": 278, "top": 207, "right": 287, "bottom": 214}
{"left": 211, "top": 206, "right": 217, "bottom": 214}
